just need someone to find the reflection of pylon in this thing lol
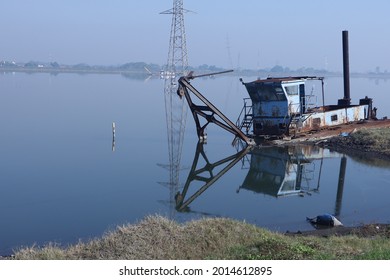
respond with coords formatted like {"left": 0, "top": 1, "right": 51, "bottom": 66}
{"left": 160, "top": 77, "right": 187, "bottom": 218}
{"left": 159, "top": 0, "right": 189, "bottom": 218}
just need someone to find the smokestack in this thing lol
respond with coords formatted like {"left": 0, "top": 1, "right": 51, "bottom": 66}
{"left": 339, "top": 30, "right": 351, "bottom": 106}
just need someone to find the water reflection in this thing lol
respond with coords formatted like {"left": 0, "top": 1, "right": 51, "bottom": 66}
{"left": 175, "top": 142, "right": 251, "bottom": 212}
{"left": 240, "top": 145, "right": 348, "bottom": 219}
{"left": 240, "top": 146, "right": 328, "bottom": 197}
{"left": 159, "top": 75, "right": 188, "bottom": 217}
{"left": 177, "top": 143, "right": 349, "bottom": 220}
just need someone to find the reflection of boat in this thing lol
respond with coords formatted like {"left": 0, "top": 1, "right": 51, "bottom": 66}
{"left": 177, "top": 143, "right": 347, "bottom": 218}
{"left": 238, "top": 145, "right": 340, "bottom": 197}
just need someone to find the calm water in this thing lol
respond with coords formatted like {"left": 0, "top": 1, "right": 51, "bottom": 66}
{"left": 1, "top": 72, "right": 390, "bottom": 255}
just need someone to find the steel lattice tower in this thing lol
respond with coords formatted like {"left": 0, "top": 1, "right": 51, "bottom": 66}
{"left": 159, "top": 0, "right": 189, "bottom": 217}
{"left": 161, "top": 0, "right": 189, "bottom": 75}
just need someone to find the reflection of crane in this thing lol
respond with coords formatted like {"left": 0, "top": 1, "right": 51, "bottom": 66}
{"left": 159, "top": 0, "right": 190, "bottom": 217}
{"left": 175, "top": 142, "right": 251, "bottom": 212}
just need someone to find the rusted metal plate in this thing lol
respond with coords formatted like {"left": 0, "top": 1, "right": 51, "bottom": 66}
{"left": 299, "top": 105, "right": 367, "bottom": 133}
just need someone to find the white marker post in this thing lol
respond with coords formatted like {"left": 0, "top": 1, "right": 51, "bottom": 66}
{"left": 112, "top": 122, "right": 116, "bottom": 138}
{"left": 112, "top": 122, "right": 116, "bottom": 152}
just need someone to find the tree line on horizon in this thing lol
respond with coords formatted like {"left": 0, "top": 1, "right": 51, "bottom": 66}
{"left": 1, "top": 60, "right": 388, "bottom": 76}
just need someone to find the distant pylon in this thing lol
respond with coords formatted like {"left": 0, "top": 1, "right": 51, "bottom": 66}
{"left": 161, "top": 0, "right": 189, "bottom": 75}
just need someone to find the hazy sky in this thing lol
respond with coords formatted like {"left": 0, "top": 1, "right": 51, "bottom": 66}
{"left": 1, "top": 0, "right": 389, "bottom": 72}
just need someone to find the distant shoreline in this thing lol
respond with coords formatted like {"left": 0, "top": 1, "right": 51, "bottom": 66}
{"left": 2, "top": 66, "right": 390, "bottom": 79}
{"left": 0, "top": 67, "right": 152, "bottom": 76}
{"left": 2, "top": 57, "right": 390, "bottom": 78}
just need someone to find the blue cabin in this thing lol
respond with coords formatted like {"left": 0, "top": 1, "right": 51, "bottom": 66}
{"left": 240, "top": 76, "right": 372, "bottom": 137}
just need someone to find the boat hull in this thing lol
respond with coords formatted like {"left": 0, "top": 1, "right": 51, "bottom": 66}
{"left": 253, "top": 104, "right": 369, "bottom": 137}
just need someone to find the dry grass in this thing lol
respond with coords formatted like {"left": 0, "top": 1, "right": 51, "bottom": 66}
{"left": 349, "top": 127, "right": 390, "bottom": 154}
{"left": 13, "top": 215, "right": 272, "bottom": 260}
{"left": 12, "top": 215, "right": 390, "bottom": 260}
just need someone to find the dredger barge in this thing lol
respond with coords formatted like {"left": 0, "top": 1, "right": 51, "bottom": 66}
{"left": 177, "top": 31, "right": 389, "bottom": 146}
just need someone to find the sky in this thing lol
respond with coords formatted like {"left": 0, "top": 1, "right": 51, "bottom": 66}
{"left": 1, "top": 0, "right": 389, "bottom": 72}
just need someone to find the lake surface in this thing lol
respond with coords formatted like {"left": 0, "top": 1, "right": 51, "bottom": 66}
{"left": 1, "top": 72, "right": 390, "bottom": 255}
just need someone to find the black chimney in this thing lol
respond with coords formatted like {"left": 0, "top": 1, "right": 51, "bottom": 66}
{"left": 338, "top": 30, "right": 351, "bottom": 106}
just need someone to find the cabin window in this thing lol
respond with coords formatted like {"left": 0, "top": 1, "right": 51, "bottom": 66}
{"left": 256, "top": 84, "right": 286, "bottom": 101}
{"left": 284, "top": 85, "right": 299, "bottom": 95}
{"left": 246, "top": 83, "right": 286, "bottom": 102}
{"left": 331, "top": 114, "right": 338, "bottom": 122}
{"left": 299, "top": 84, "right": 306, "bottom": 114}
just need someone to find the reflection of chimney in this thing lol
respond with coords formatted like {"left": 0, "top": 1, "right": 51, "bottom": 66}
{"left": 335, "top": 155, "right": 347, "bottom": 217}
{"left": 339, "top": 30, "right": 351, "bottom": 106}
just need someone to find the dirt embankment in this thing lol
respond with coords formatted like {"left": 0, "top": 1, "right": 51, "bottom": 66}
{"left": 286, "top": 223, "right": 390, "bottom": 238}
{"left": 275, "top": 119, "right": 390, "bottom": 158}
{"left": 325, "top": 131, "right": 390, "bottom": 161}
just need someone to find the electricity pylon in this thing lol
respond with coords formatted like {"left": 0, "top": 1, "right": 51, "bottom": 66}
{"left": 161, "top": 0, "right": 189, "bottom": 76}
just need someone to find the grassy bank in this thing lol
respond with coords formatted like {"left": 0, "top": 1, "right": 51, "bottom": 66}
{"left": 348, "top": 127, "right": 390, "bottom": 154}
{"left": 13, "top": 215, "right": 390, "bottom": 260}
{"left": 328, "top": 126, "right": 390, "bottom": 158}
